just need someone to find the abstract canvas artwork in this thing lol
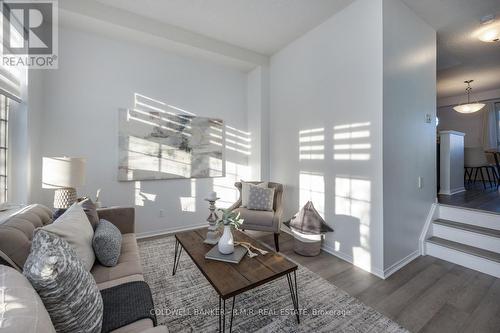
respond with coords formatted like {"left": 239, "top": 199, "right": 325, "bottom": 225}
{"left": 118, "top": 109, "right": 225, "bottom": 181}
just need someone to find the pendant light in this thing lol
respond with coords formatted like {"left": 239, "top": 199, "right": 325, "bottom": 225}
{"left": 453, "top": 80, "right": 485, "bottom": 114}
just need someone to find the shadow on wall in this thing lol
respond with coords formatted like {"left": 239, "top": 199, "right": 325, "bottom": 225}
{"left": 297, "top": 122, "right": 373, "bottom": 272}
{"left": 121, "top": 93, "right": 252, "bottom": 213}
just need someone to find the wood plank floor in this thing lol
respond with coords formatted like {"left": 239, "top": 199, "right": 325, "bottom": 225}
{"left": 246, "top": 230, "right": 500, "bottom": 333}
{"left": 438, "top": 183, "right": 500, "bottom": 214}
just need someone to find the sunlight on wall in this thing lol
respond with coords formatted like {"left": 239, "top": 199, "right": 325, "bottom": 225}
{"left": 299, "top": 128, "right": 325, "bottom": 160}
{"left": 299, "top": 171, "right": 325, "bottom": 217}
{"left": 180, "top": 179, "right": 196, "bottom": 212}
{"left": 210, "top": 125, "right": 252, "bottom": 156}
{"left": 130, "top": 93, "right": 252, "bottom": 211}
{"left": 135, "top": 93, "right": 195, "bottom": 117}
{"left": 134, "top": 181, "right": 157, "bottom": 207}
{"left": 214, "top": 161, "right": 250, "bottom": 208}
{"left": 333, "top": 123, "right": 371, "bottom": 161}
{"left": 335, "top": 176, "right": 371, "bottom": 271}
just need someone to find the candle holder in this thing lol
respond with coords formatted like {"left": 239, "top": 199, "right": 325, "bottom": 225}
{"left": 204, "top": 197, "right": 220, "bottom": 244}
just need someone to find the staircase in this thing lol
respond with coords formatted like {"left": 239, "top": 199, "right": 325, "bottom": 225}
{"left": 422, "top": 204, "right": 500, "bottom": 278}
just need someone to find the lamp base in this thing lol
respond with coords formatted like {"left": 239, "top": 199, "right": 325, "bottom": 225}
{"left": 54, "top": 188, "right": 77, "bottom": 209}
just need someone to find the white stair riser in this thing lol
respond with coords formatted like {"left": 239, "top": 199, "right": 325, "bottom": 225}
{"left": 432, "top": 224, "right": 500, "bottom": 253}
{"left": 438, "top": 205, "right": 500, "bottom": 230}
{"left": 426, "top": 242, "right": 500, "bottom": 278}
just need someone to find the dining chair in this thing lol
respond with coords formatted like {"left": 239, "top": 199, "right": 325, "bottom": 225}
{"left": 464, "top": 147, "right": 496, "bottom": 189}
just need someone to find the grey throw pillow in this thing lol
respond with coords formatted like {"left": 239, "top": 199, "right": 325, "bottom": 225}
{"left": 23, "top": 230, "right": 103, "bottom": 333}
{"left": 241, "top": 181, "right": 268, "bottom": 207}
{"left": 93, "top": 219, "right": 122, "bottom": 267}
{"left": 247, "top": 184, "right": 275, "bottom": 211}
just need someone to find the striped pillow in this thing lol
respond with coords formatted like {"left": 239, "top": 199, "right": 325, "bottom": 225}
{"left": 23, "top": 230, "right": 103, "bottom": 333}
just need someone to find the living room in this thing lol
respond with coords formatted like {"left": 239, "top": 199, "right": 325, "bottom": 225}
{"left": 1, "top": 0, "right": 499, "bottom": 332}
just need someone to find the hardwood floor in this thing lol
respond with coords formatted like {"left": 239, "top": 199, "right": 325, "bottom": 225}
{"left": 438, "top": 183, "right": 500, "bottom": 213}
{"left": 246, "top": 230, "right": 500, "bottom": 333}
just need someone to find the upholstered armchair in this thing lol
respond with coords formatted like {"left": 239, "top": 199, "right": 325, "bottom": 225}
{"left": 228, "top": 182, "right": 284, "bottom": 251}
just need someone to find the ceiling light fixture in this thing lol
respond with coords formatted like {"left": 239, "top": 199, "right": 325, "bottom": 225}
{"left": 453, "top": 80, "right": 485, "bottom": 114}
{"left": 477, "top": 14, "right": 500, "bottom": 42}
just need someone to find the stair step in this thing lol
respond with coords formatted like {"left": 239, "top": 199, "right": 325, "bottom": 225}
{"left": 433, "top": 219, "right": 500, "bottom": 238}
{"left": 427, "top": 237, "right": 500, "bottom": 263}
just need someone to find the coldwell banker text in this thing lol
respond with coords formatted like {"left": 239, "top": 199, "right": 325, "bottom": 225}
{"left": 1, "top": 0, "right": 58, "bottom": 69}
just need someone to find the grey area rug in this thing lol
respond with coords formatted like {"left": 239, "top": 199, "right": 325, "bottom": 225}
{"left": 138, "top": 236, "right": 408, "bottom": 333}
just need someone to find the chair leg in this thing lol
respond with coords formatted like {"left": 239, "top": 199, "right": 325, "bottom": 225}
{"left": 492, "top": 166, "right": 500, "bottom": 188}
{"left": 274, "top": 233, "right": 280, "bottom": 252}
{"left": 486, "top": 167, "right": 494, "bottom": 188}
{"left": 473, "top": 168, "right": 479, "bottom": 184}
{"left": 479, "top": 167, "right": 487, "bottom": 189}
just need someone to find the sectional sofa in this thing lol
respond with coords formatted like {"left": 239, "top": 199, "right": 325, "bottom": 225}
{"left": 0, "top": 204, "right": 166, "bottom": 333}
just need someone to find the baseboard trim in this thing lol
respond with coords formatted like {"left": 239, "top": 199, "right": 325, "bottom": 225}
{"left": 438, "top": 187, "right": 465, "bottom": 196}
{"left": 281, "top": 227, "right": 386, "bottom": 279}
{"left": 137, "top": 223, "right": 208, "bottom": 239}
{"left": 383, "top": 250, "right": 420, "bottom": 279}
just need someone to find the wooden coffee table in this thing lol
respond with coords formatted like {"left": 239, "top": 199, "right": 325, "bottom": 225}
{"left": 172, "top": 228, "right": 299, "bottom": 332}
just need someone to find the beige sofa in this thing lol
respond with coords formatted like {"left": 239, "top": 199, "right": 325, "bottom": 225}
{"left": 0, "top": 204, "right": 167, "bottom": 333}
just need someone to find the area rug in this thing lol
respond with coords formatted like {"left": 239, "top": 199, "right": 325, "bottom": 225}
{"left": 138, "top": 236, "right": 408, "bottom": 333}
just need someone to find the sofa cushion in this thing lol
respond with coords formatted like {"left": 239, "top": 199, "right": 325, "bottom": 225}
{"left": 0, "top": 204, "right": 52, "bottom": 270}
{"left": 23, "top": 230, "right": 103, "bottom": 333}
{"left": 92, "top": 234, "right": 143, "bottom": 284}
{"left": 93, "top": 219, "right": 122, "bottom": 267}
{"left": 42, "top": 203, "right": 95, "bottom": 271}
{"left": 0, "top": 265, "right": 56, "bottom": 333}
{"left": 235, "top": 208, "right": 274, "bottom": 229}
{"left": 110, "top": 319, "right": 155, "bottom": 333}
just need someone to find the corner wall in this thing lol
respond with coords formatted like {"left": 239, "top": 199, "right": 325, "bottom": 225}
{"left": 382, "top": 0, "right": 436, "bottom": 272}
{"left": 270, "top": 0, "right": 385, "bottom": 275}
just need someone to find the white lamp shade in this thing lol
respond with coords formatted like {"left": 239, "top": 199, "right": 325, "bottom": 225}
{"left": 42, "top": 157, "right": 86, "bottom": 189}
{"left": 453, "top": 103, "right": 485, "bottom": 114}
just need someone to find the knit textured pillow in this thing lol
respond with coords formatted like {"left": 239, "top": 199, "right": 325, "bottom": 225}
{"left": 23, "top": 230, "right": 103, "bottom": 333}
{"left": 247, "top": 184, "right": 275, "bottom": 211}
{"left": 93, "top": 219, "right": 122, "bottom": 267}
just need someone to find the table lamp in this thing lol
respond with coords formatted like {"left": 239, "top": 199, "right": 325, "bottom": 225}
{"left": 42, "top": 157, "right": 86, "bottom": 209}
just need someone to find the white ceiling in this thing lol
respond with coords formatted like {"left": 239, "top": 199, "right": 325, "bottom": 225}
{"left": 402, "top": 0, "right": 500, "bottom": 99}
{"left": 93, "top": 0, "right": 354, "bottom": 55}
{"left": 83, "top": 0, "right": 500, "bottom": 99}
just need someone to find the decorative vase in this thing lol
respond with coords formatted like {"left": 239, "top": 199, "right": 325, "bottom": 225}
{"left": 218, "top": 225, "right": 234, "bottom": 254}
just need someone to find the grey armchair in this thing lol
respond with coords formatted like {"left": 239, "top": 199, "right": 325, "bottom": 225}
{"left": 228, "top": 181, "right": 284, "bottom": 251}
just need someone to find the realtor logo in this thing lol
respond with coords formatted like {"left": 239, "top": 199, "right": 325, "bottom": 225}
{"left": 1, "top": 0, "right": 58, "bottom": 68}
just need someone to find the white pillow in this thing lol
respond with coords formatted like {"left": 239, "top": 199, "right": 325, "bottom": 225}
{"left": 42, "top": 204, "right": 95, "bottom": 271}
{"left": 241, "top": 180, "right": 268, "bottom": 207}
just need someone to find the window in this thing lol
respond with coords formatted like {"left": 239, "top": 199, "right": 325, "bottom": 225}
{"left": 0, "top": 95, "right": 8, "bottom": 203}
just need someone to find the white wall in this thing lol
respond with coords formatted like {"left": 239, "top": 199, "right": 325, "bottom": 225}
{"left": 29, "top": 27, "right": 253, "bottom": 236}
{"left": 270, "top": 0, "right": 385, "bottom": 275}
{"left": 437, "top": 106, "right": 484, "bottom": 147}
{"left": 382, "top": 0, "right": 437, "bottom": 271}
{"left": 438, "top": 87, "right": 500, "bottom": 108}
{"left": 437, "top": 87, "right": 500, "bottom": 148}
